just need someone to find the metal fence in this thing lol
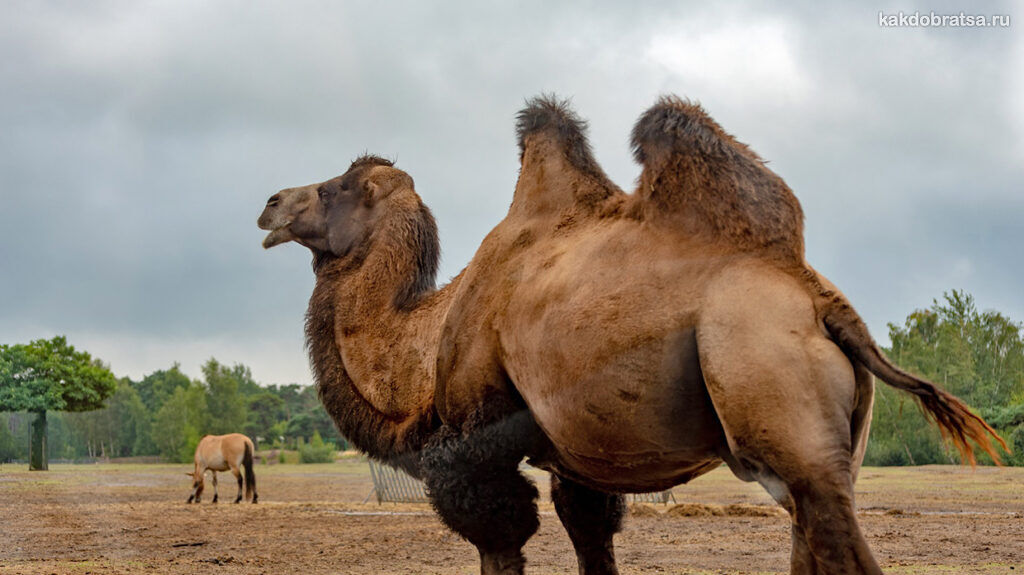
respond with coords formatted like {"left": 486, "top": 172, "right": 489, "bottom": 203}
{"left": 628, "top": 490, "right": 677, "bottom": 505}
{"left": 365, "top": 459, "right": 676, "bottom": 506}
{"left": 364, "top": 459, "right": 430, "bottom": 504}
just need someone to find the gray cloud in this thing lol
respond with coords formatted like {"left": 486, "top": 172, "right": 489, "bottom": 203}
{"left": 1, "top": 1, "right": 1020, "bottom": 384}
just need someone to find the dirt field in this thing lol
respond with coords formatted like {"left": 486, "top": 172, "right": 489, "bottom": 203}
{"left": 1, "top": 460, "right": 1021, "bottom": 574}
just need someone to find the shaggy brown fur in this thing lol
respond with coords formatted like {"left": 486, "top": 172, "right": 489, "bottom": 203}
{"left": 431, "top": 95, "right": 1003, "bottom": 574}
{"left": 630, "top": 95, "right": 804, "bottom": 262}
{"left": 262, "top": 155, "right": 453, "bottom": 475}
{"left": 258, "top": 97, "right": 1004, "bottom": 575}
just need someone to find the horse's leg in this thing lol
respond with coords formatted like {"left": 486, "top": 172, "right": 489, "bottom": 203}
{"left": 421, "top": 409, "right": 543, "bottom": 575}
{"left": 550, "top": 474, "right": 624, "bottom": 575}
{"left": 210, "top": 471, "right": 218, "bottom": 503}
{"left": 193, "top": 469, "right": 205, "bottom": 504}
{"left": 699, "top": 271, "right": 882, "bottom": 574}
{"left": 231, "top": 464, "right": 244, "bottom": 503}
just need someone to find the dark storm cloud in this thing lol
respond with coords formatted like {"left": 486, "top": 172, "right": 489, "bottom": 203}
{"left": 1, "top": 1, "right": 1019, "bottom": 383}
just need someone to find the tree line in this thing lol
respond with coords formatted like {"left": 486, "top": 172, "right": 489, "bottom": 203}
{"left": 864, "top": 290, "right": 1024, "bottom": 466}
{"left": 2, "top": 290, "right": 1023, "bottom": 467}
{"left": 0, "top": 355, "right": 345, "bottom": 465}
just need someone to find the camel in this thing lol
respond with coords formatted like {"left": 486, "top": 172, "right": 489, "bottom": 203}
{"left": 257, "top": 96, "right": 1004, "bottom": 575}
{"left": 186, "top": 433, "right": 257, "bottom": 504}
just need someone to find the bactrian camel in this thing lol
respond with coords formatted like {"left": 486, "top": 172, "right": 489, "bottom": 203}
{"left": 257, "top": 95, "right": 1004, "bottom": 575}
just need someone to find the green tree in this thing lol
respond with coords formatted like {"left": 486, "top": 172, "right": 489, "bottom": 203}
{"left": 245, "top": 391, "right": 285, "bottom": 448}
{"left": 865, "top": 291, "right": 1024, "bottom": 466}
{"left": 298, "top": 430, "right": 336, "bottom": 463}
{"left": 151, "top": 383, "right": 209, "bottom": 463}
{"left": 201, "top": 359, "right": 247, "bottom": 435}
{"left": 0, "top": 413, "right": 18, "bottom": 462}
{"left": 65, "top": 379, "right": 152, "bottom": 458}
{"left": 0, "top": 336, "right": 116, "bottom": 470}
{"left": 134, "top": 364, "right": 192, "bottom": 413}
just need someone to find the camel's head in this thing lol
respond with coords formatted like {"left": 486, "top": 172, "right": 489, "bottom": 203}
{"left": 258, "top": 155, "right": 416, "bottom": 257}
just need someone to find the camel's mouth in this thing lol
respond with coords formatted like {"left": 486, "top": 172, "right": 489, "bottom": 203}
{"left": 262, "top": 224, "right": 295, "bottom": 249}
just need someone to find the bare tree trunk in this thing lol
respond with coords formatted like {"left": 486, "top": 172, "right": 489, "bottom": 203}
{"left": 29, "top": 411, "right": 47, "bottom": 471}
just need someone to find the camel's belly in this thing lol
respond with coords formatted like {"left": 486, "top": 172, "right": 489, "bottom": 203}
{"left": 505, "top": 322, "right": 726, "bottom": 490}
{"left": 494, "top": 224, "right": 740, "bottom": 489}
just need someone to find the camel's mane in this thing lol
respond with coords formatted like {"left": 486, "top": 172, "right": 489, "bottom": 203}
{"left": 392, "top": 200, "right": 440, "bottom": 312}
{"left": 349, "top": 154, "right": 394, "bottom": 170}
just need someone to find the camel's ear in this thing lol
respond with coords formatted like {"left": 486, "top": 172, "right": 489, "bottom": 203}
{"left": 361, "top": 169, "right": 414, "bottom": 207}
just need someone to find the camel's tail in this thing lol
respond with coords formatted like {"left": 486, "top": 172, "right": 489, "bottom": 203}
{"left": 819, "top": 292, "right": 1007, "bottom": 465}
{"left": 243, "top": 440, "right": 258, "bottom": 503}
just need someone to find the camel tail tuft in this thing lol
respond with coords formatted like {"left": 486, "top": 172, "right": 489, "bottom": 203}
{"left": 821, "top": 296, "right": 1007, "bottom": 466}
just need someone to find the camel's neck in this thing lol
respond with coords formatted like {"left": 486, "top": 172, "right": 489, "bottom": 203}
{"left": 305, "top": 205, "right": 449, "bottom": 470}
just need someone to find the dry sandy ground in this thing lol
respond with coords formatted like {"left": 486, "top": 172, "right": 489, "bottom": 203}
{"left": 0, "top": 460, "right": 1022, "bottom": 574}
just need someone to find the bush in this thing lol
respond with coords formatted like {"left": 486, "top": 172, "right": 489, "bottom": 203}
{"left": 298, "top": 431, "right": 336, "bottom": 464}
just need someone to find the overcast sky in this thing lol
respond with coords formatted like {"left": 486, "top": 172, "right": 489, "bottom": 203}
{"left": 1, "top": 1, "right": 1020, "bottom": 386}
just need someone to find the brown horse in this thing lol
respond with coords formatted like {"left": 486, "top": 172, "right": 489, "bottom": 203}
{"left": 186, "top": 433, "right": 258, "bottom": 504}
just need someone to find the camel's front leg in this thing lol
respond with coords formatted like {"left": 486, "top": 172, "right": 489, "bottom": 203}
{"left": 421, "top": 410, "right": 544, "bottom": 575}
{"left": 551, "top": 474, "right": 624, "bottom": 575}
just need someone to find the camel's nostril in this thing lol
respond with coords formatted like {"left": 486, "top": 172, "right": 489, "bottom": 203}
{"left": 266, "top": 194, "right": 281, "bottom": 207}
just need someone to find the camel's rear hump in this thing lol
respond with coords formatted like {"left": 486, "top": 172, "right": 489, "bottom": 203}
{"left": 630, "top": 96, "right": 805, "bottom": 262}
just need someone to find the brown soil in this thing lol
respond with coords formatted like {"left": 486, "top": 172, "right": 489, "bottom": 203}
{"left": 1, "top": 461, "right": 1022, "bottom": 574}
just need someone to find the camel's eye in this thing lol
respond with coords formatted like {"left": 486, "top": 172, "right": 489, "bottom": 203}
{"left": 317, "top": 185, "right": 328, "bottom": 200}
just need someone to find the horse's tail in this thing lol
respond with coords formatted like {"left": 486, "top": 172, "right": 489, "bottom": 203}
{"left": 243, "top": 439, "right": 257, "bottom": 503}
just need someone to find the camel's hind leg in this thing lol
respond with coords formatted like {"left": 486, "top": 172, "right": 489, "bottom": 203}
{"left": 787, "top": 360, "right": 874, "bottom": 575}
{"left": 550, "top": 474, "right": 624, "bottom": 575}
{"left": 699, "top": 265, "right": 881, "bottom": 574}
{"left": 421, "top": 409, "right": 543, "bottom": 575}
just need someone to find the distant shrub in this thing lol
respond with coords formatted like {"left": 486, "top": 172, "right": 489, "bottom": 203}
{"left": 298, "top": 431, "right": 336, "bottom": 464}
